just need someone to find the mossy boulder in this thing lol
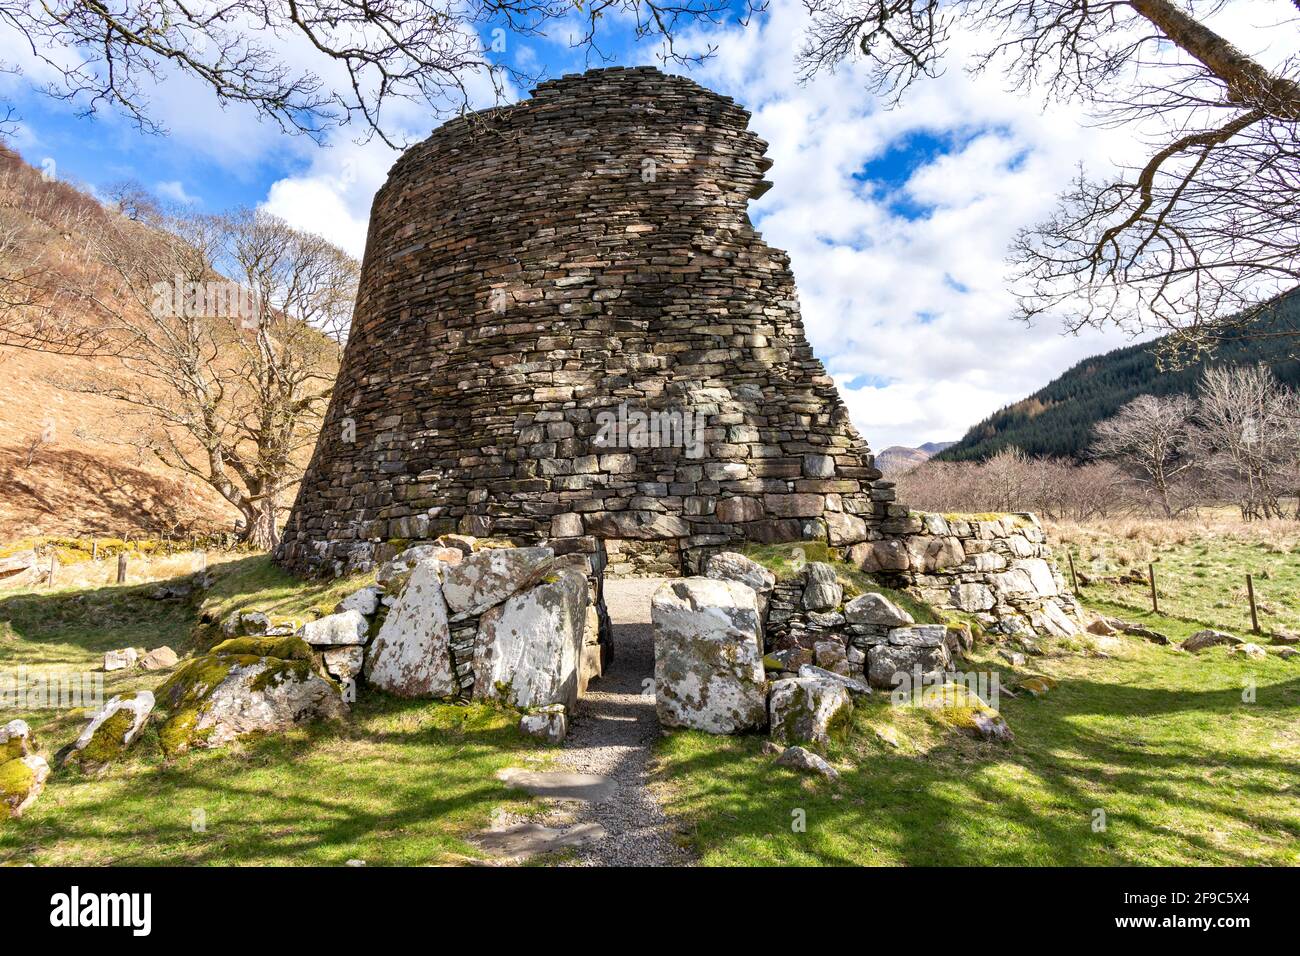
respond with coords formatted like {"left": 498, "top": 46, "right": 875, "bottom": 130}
{"left": 1, "top": 753, "right": 50, "bottom": 818}
{"left": 916, "top": 682, "right": 1013, "bottom": 742}
{"left": 221, "top": 609, "right": 272, "bottom": 638}
{"left": 768, "top": 675, "right": 853, "bottom": 751}
{"left": 210, "top": 635, "right": 315, "bottom": 661}
{"left": 156, "top": 640, "right": 346, "bottom": 755}
{"left": 0, "top": 719, "right": 35, "bottom": 762}
{"left": 63, "top": 691, "right": 155, "bottom": 770}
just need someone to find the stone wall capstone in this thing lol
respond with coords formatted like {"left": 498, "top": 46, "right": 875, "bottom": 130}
{"left": 276, "top": 66, "right": 893, "bottom": 578}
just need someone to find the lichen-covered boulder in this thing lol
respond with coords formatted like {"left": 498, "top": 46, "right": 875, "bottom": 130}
{"left": 64, "top": 691, "right": 154, "bottom": 769}
{"left": 365, "top": 560, "right": 457, "bottom": 698}
{"left": 867, "top": 625, "right": 953, "bottom": 689}
{"left": 1, "top": 753, "right": 49, "bottom": 818}
{"left": 801, "top": 562, "right": 843, "bottom": 612}
{"left": 813, "top": 640, "right": 851, "bottom": 675}
{"left": 298, "top": 609, "right": 370, "bottom": 646}
{"left": 519, "top": 705, "right": 568, "bottom": 744}
{"left": 156, "top": 636, "right": 346, "bottom": 754}
{"left": 441, "top": 546, "right": 555, "bottom": 618}
{"left": 845, "top": 592, "right": 914, "bottom": 627}
{"left": 376, "top": 545, "right": 464, "bottom": 593}
{"left": 221, "top": 609, "right": 271, "bottom": 637}
{"left": 798, "top": 663, "right": 872, "bottom": 697}
{"left": 774, "top": 745, "right": 839, "bottom": 780}
{"left": 473, "top": 569, "right": 588, "bottom": 711}
{"left": 1183, "top": 629, "right": 1244, "bottom": 653}
{"left": 704, "top": 552, "right": 776, "bottom": 614}
{"left": 769, "top": 676, "right": 853, "bottom": 750}
{"left": 651, "top": 578, "right": 767, "bottom": 734}
{"left": 322, "top": 646, "right": 365, "bottom": 684}
{"left": 335, "top": 585, "right": 382, "bottom": 617}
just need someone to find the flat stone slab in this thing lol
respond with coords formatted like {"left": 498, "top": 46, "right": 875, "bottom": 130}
{"left": 495, "top": 768, "right": 616, "bottom": 803}
{"left": 472, "top": 822, "right": 608, "bottom": 859}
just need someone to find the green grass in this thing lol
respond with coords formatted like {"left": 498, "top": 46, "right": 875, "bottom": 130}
{"left": 0, "top": 555, "right": 549, "bottom": 865}
{"left": 653, "top": 632, "right": 1300, "bottom": 865}
{"left": 1066, "top": 530, "right": 1300, "bottom": 638}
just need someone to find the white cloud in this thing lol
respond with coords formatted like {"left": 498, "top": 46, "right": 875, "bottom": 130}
{"left": 655, "top": 0, "right": 1275, "bottom": 449}
{"left": 155, "top": 180, "right": 198, "bottom": 205}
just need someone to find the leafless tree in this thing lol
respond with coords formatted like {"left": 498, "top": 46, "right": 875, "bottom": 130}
{"left": 1091, "top": 392, "right": 1198, "bottom": 516}
{"left": 59, "top": 205, "right": 357, "bottom": 549}
{"left": 893, "top": 449, "right": 1132, "bottom": 518}
{"left": 0, "top": 0, "right": 751, "bottom": 149}
{"left": 798, "top": 0, "right": 1300, "bottom": 355}
{"left": 1192, "top": 364, "right": 1300, "bottom": 519}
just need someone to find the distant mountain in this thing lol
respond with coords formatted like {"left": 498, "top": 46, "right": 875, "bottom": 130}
{"left": 938, "top": 290, "right": 1300, "bottom": 463}
{"left": 876, "top": 441, "right": 956, "bottom": 475}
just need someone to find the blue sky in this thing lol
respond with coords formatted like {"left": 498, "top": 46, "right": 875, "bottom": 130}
{"left": 6, "top": 1, "right": 1278, "bottom": 448}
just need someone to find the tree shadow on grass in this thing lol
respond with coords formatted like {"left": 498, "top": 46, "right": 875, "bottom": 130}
{"left": 1, "top": 694, "right": 542, "bottom": 866}
{"left": 656, "top": 672, "right": 1300, "bottom": 867}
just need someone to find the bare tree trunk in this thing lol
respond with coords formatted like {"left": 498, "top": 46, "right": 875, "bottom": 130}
{"left": 1128, "top": 0, "right": 1300, "bottom": 118}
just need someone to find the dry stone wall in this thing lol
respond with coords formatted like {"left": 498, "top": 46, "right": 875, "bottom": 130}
{"left": 277, "top": 66, "right": 894, "bottom": 578}
{"left": 852, "top": 512, "right": 1084, "bottom": 638}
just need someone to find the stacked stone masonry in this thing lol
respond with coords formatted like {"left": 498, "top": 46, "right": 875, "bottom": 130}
{"left": 277, "top": 66, "right": 893, "bottom": 578}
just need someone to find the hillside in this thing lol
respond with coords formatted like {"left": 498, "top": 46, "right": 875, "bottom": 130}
{"left": 0, "top": 146, "right": 238, "bottom": 539}
{"left": 940, "top": 290, "right": 1300, "bottom": 462}
{"left": 876, "top": 441, "right": 955, "bottom": 475}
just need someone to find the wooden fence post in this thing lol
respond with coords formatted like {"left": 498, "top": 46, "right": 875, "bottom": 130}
{"left": 1148, "top": 563, "right": 1159, "bottom": 614}
{"left": 1246, "top": 574, "right": 1260, "bottom": 634}
{"left": 116, "top": 553, "right": 127, "bottom": 584}
{"left": 91, "top": 539, "right": 98, "bottom": 561}
{"left": 48, "top": 553, "right": 57, "bottom": 588}
{"left": 1067, "top": 551, "right": 1080, "bottom": 595}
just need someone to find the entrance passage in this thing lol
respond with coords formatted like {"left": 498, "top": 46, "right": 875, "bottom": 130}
{"left": 544, "top": 577, "right": 689, "bottom": 866}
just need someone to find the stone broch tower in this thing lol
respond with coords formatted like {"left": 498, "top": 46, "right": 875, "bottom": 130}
{"left": 279, "top": 66, "right": 902, "bottom": 577}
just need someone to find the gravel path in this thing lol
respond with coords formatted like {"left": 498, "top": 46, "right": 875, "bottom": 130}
{"left": 549, "top": 576, "right": 691, "bottom": 867}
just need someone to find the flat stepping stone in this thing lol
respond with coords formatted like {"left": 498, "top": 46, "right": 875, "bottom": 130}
{"left": 496, "top": 768, "right": 616, "bottom": 803}
{"left": 472, "top": 822, "right": 607, "bottom": 859}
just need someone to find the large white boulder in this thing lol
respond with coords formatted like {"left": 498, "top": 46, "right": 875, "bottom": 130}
{"left": 473, "top": 569, "right": 589, "bottom": 711}
{"left": 375, "top": 545, "right": 462, "bottom": 591}
{"left": 335, "top": 585, "right": 382, "bottom": 617}
{"left": 651, "top": 578, "right": 767, "bottom": 734}
{"left": 298, "top": 609, "right": 370, "bottom": 646}
{"left": 441, "top": 546, "right": 556, "bottom": 617}
{"left": 365, "top": 560, "right": 458, "bottom": 698}
{"left": 769, "top": 676, "right": 853, "bottom": 750}
{"left": 704, "top": 552, "right": 776, "bottom": 614}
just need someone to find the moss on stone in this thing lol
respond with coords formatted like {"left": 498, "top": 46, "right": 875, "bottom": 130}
{"left": 249, "top": 658, "right": 314, "bottom": 692}
{"left": 211, "top": 635, "right": 313, "bottom": 661}
{"left": 0, "top": 757, "right": 36, "bottom": 805}
{"left": 157, "top": 654, "right": 246, "bottom": 708}
{"left": 158, "top": 707, "right": 207, "bottom": 756}
{"left": 70, "top": 707, "right": 136, "bottom": 767}
{"left": 1, "top": 737, "right": 26, "bottom": 762}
